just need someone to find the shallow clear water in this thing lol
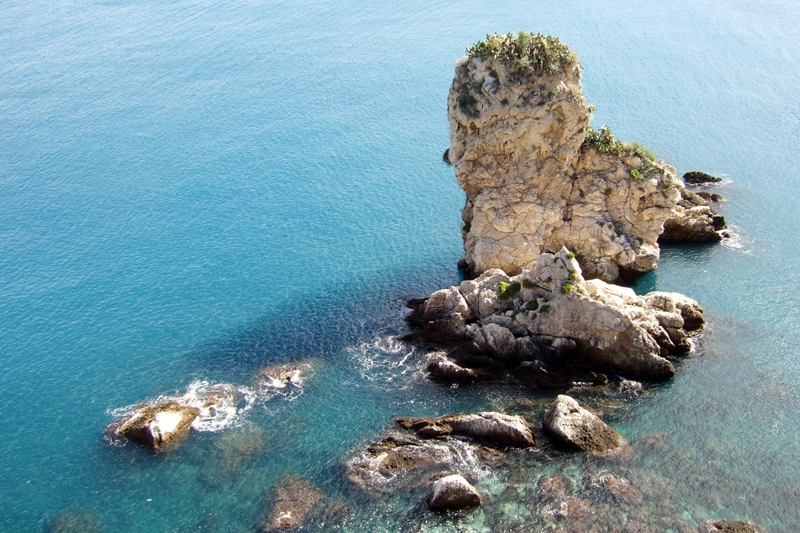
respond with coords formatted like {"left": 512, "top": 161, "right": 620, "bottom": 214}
{"left": 1, "top": 0, "right": 799, "bottom": 531}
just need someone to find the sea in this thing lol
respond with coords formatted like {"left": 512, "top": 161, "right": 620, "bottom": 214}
{"left": 1, "top": 0, "right": 799, "bottom": 531}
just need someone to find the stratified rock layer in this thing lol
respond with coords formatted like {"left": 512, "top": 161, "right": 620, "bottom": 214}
{"left": 408, "top": 247, "right": 703, "bottom": 381}
{"left": 448, "top": 46, "right": 725, "bottom": 282}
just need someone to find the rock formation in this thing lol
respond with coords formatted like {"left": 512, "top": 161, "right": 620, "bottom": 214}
{"left": 426, "top": 474, "right": 482, "bottom": 510}
{"left": 543, "top": 394, "right": 629, "bottom": 455}
{"left": 447, "top": 33, "right": 726, "bottom": 282}
{"left": 408, "top": 247, "right": 703, "bottom": 381}
{"left": 395, "top": 411, "right": 535, "bottom": 447}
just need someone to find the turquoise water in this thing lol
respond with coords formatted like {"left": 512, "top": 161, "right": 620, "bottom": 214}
{"left": 1, "top": 0, "right": 799, "bottom": 531}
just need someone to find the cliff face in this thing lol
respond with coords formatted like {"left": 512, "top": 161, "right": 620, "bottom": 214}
{"left": 448, "top": 39, "right": 724, "bottom": 282}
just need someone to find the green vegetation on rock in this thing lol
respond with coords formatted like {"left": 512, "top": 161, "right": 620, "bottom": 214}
{"left": 583, "top": 126, "right": 656, "bottom": 161}
{"left": 466, "top": 32, "right": 577, "bottom": 79}
{"left": 497, "top": 281, "right": 521, "bottom": 300}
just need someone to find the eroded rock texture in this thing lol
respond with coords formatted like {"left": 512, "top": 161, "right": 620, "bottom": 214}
{"left": 448, "top": 40, "right": 725, "bottom": 282}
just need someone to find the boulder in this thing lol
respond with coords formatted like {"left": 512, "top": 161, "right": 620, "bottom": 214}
{"left": 395, "top": 411, "right": 535, "bottom": 447}
{"left": 262, "top": 473, "right": 324, "bottom": 531}
{"left": 698, "top": 520, "right": 768, "bottom": 533}
{"left": 683, "top": 171, "right": 723, "bottom": 184}
{"left": 543, "top": 395, "right": 629, "bottom": 454}
{"left": 426, "top": 474, "right": 482, "bottom": 510}
{"left": 109, "top": 400, "right": 199, "bottom": 452}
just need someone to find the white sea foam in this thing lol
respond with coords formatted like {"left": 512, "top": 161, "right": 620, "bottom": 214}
{"left": 346, "top": 331, "right": 420, "bottom": 386}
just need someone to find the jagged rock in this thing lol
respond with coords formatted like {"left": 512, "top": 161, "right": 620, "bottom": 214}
{"left": 683, "top": 171, "right": 723, "bottom": 184}
{"left": 395, "top": 411, "right": 535, "bottom": 447}
{"left": 698, "top": 520, "right": 768, "bottom": 533}
{"left": 543, "top": 394, "right": 629, "bottom": 454}
{"left": 408, "top": 248, "right": 703, "bottom": 380}
{"left": 426, "top": 474, "right": 482, "bottom": 510}
{"left": 427, "top": 356, "right": 481, "bottom": 383}
{"left": 108, "top": 401, "right": 199, "bottom": 452}
{"left": 261, "top": 473, "right": 324, "bottom": 532}
{"left": 696, "top": 191, "right": 724, "bottom": 203}
{"left": 447, "top": 34, "right": 726, "bottom": 282}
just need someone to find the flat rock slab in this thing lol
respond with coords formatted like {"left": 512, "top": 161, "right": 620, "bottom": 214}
{"left": 543, "top": 395, "right": 629, "bottom": 455}
{"left": 426, "top": 474, "right": 482, "bottom": 510}
{"left": 110, "top": 401, "right": 200, "bottom": 452}
{"left": 395, "top": 411, "right": 535, "bottom": 448}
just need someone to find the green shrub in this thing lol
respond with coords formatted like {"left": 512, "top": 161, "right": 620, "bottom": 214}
{"left": 624, "top": 140, "right": 655, "bottom": 161}
{"left": 497, "top": 281, "right": 521, "bottom": 300}
{"left": 522, "top": 279, "right": 540, "bottom": 289}
{"left": 604, "top": 187, "right": 613, "bottom": 197}
{"left": 466, "top": 32, "right": 577, "bottom": 81}
{"left": 561, "top": 282, "right": 575, "bottom": 294}
{"left": 526, "top": 300, "right": 539, "bottom": 311}
{"left": 566, "top": 251, "right": 575, "bottom": 259}
{"left": 629, "top": 168, "right": 642, "bottom": 180}
{"left": 568, "top": 271, "right": 578, "bottom": 280}
{"left": 462, "top": 222, "right": 471, "bottom": 233}
{"left": 539, "top": 304, "right": 551, "bottom": 313}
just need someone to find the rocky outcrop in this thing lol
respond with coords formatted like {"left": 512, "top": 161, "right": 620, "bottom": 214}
{"left": 426, "top": 474, "right": 482, "bottom": 510}
{"left": 408, "top": 247, "right": 702, "bottom": 381}
{"left": 447, "top": 33, "right": 726, "bottom": 282}
{"left": 261, "top": 474, "right": 324, "bottom": 532}
{"left": 108, "top": 401, "right": 200, "bottom": 452}
{"left": 395, "top": 411, "right": 535, "bottom": 447}
{"left": 543, "top": 394, "right": 629, "bottom": 455}
{"left": 698, "top": 520, "right": 768, "bottom": 533}
{"left": 684, "top": 171, "right": 723, "bottom": 185}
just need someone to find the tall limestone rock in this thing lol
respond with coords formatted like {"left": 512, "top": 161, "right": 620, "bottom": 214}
{"left": 448, "top": 33, "right": 724, "bottom": 282}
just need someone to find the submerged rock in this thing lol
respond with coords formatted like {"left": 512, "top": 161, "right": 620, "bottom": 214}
{"left": 543, "top": 394, "right": 629, "bottom": 455}
{"left": 589, "top": 473, "right": 642, "bottom": 505}
{"left": 447, "top": 34, "right": 726, "bottom": 282}
{"left": 408, "top": 247, "right": 703, "bottom": 381}
{"left": 426, "top": 474, "right": 482, "bottom": 510}
{"left": 395, "top": 411, "right": 535, "bottom": 447}
{"left": 698, "top": 520, "right": 768, "bottom": 533}
{"left": 49, "top": 510, "right": 101, "bottom": 533}
{"left": 108, "top": 401, "right": 199, "bottom": 452}
{"left": 261, "top": 473, "right": 324, "bottom": 532}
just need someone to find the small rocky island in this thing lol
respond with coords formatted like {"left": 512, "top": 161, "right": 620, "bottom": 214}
{"left": 408, "top": 32, "right": 726, "bottom": 385}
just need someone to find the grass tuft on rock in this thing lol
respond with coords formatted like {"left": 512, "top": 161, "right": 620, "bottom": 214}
{"left": 466, "top": 32, "right": 577, "bottom": 80}
{"left": 497, "top": 281, "right": 521, "bottom": 300}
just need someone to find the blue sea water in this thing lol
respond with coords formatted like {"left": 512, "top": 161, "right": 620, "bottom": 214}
{"left": 1, "top": 0, "right": 799, "bottom": 531}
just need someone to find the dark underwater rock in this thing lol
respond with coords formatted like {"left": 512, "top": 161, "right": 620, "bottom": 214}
{"left": 261, "top": 473, "right": 324, "bottom": 532}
